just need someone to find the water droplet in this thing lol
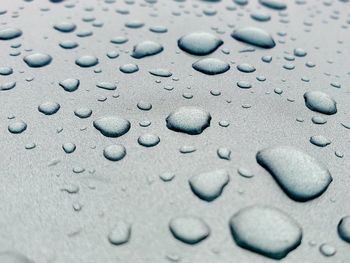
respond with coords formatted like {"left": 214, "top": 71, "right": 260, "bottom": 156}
{"left": 137, "top": 101, "right": 152, "bottom": 111}
{"left": 75, "top": 55, "right": 98, "bottom": 67}
{"left": 108, "top": 220, "right": 131, "bottom": 245}
{"left": 237, "top": 80, "right": 252, "bottom": 89}
{"left": 217, "top": 147, "right": 231, "bottom": 160}
{"left": 259, "top": 0, "right": 287, "bottom": 10}
{"left": 166, "top": 106, "right": 211, "bottom": 135}
{"left": 38, "top": 101, "right": 60, "bottom": 115}
{"left": 311, "top": 116, "right": 327, "bottom": 125}
{"left": 251, "top": 11, "right": 271, "bottom": 22}
{"left": 294, "top": 48, "right": 307, "bottom": 57}
{"left": 319, "top": 243, "right": 336, "bottom": 257}
{"left": 230, "top": 205, "right": 301, "bottom": 259}
{"left": 53, "top": 21, "right": 76, "bottom": 32}
{"left": 169, "top": 216, "right": 210, "bottom": 244}
{"left": 178, "top": 32, "right": 223, "bottom": 56}
{"left": 262, "top": 55, "right": 272, "bottom": 63}
{"left": 256, "top": 145, "right": 332, "bottom": 201}
{"left": 131, "top": 41, "right": 163, "bottom": 59}
{"left": 125, "top": 20, "right": 144, "bottom": 29}
{"left": 189, "top": 169, "right": 229, "bottom": 201}
{"left": 192, "top": 58, "right": 230, "bottom": 75}
{"left": 0, "top": 66, "right": 13, "bottom": 75}
{"left": 96, "top": 82, "right": 116, "bottom": 90}
{"left": 138, "top": 133, "right": 160, "bottom": 147}
{"left": 149, "top": 68, "right": 172, "bottom": 77}
{"left": 74, "top": 107, "right": 92, "bottom": 118}
{"left": 59, "top": 78, "right": 79, "bottom": 92}
{"left": 237, "top": 63, "right": 256, "bottom": 73}
{"left": 338, "top": 216, "right": 350, "bottom": 243}
{"left": 59, "top": 40, "right": 78, "bottom": 49}
{"left": 110, "top": 36, "right": 128, "bottom": 44}
{"left": 0, "top": 81, "right": 16, "bottom": 91}
{"left": 0, "top": 28, "right": 22, "bottom": 40}
{"left": 237, "top": 167, "right": 254, "bottom": 178}
{"left": 304, "top": 91, "right": 337, "bottom": 115}
{"left": 310, "top": 135, "right": 331, "bottom": 147}
{"left": 62, "top": 142, "right": 76, "bottom": 153}
{"left": 93, "top": 116, "right": 131, "bottom": 137}
{"left": 179, "top": 145, "right": 196, "bottom": 154}
{"left": 103, "top": 144, "right": 127, "bottom": 161}
{"left": 8, "top": 120, "right": 27, "bottom": 134}
{"left": 231, "top": 27, "right": 275, "bottom": 49}
{"left": 23, "top": 53, "right": 52, "bottom": 67}
{"left": 119, "top": 63, "right": 139, "bottom": 73}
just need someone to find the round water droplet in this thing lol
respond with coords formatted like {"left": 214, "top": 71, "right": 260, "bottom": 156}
{"left": 338, "top": 216, "right": 350, "bottom": 243}
{"left": 319, "top": 243, "right": 336, "bottom": 257}
{"left": 96, "top": 82, "right": 116, "bottom": 90}
{"left": 103, "top": 144, "right": 126, "bottom": 161}
{"left": 108, "top": 220, "right": 131, "bottom": 245}
{"left": 62, "top": 142, "right": 76, "bottom": 154}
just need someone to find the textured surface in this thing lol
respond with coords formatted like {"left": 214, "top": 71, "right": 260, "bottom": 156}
{"left": 0, "top": 0, "right": 350, "bottom": 262}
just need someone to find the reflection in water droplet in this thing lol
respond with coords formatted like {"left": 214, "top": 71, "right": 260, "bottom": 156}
{"left": 62, "top": 142, "right": 76, "bottom": 154}
{"left": 217, "top": 147, "right": 231, "bottom": 160}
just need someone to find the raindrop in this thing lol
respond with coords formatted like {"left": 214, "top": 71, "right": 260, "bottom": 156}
{"left": 53, "top": 21, "right": 76, "bottom": 32}
{"left": 38, "top": 101, "right": 60, "bottom": 115}
{"left": 59, "top": 78, "right": 80, "bottom": 92}
{"left": 138, "top": 133, "right": 160, "bottom": 147}
{"left": 217, "top": 147, "right": 231, "bottom": 160}
{"left": 103, "top": 144, "right": 127, "bottom": 161}
{"left": 310, "top": 135, "right": 331, "bottom": 147}
{"left": 166, "top": 106, "right": 211, "bottom": 135}
{"left": 74, "top": 108, "right": 92, "bottom": 118}
{"left": 149, "top": 68, "right": 172, "bottom": 77}
{"left": 23, "top": 53, "right": 52, "bottom": 67}
{"left": 131, "top": 41, "right": 164, "bottom": 58}
{"left": 259, "top": 0, "right": 287, "bottom": 10}
{"left": 231, "top": 27, "right": 275, "bottom": 49}
{"left": 178, "top": 32, "right": 223, "bottom": 56}
{"left": 256, "top": 145, "right": 332, "bottom": 201}
{"left": 0, "top": 28, "right": 22, "bottom": 40}
{"left": 189, "top": 169, "right": 229, "bottom": 201}
{"left": 75, "top": 55, "right": 98, "bottom": 67}
{"left": 108, "top": 220, "right": 131, "bottom": 245}
{"left": 304, "top": 91, "right": 337, "bottom": 115}
{"left": 93, "top": 116, "right": 131, "bottom": 137}
{"left": 237, "top": 63, "right": 256, "bottom": 73}
{"left": 230, "top": 205, "right": 301, "bottom": 259}
{"left": 8, "top": 121, "right": 27, "bottom": 134}
{"left": 192, "top": 58, "right": 230, "bottom": 75}
{"left": 169, "top": 216, "right": 210, "bottom": 244}
{"left": 319, "top": 243, "right": 336, "bottom": 257}
{"left": 96, "top": 82, "right": 116, "bottom": 90}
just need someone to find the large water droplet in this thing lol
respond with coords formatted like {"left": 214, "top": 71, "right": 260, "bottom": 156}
{"left": 230, "top": 205, "right": 302, "bottom": 259}
{"left": 231, "top": 27, "right": 275, "bottom": 48}
{"left": 178, "top": 32, "right": 223, "bottom": 56}
{"left": 256, "top": 145, "right": 332, "bottom": 201}
{"left": 169, "top": 216, "right": 210, "bottom": 244}
{"left": 0, "top": 28, "right": 22, "bottom": 40}
{"left": 259, "top": 0, "right": 287, "bottom": 10}
{"left": 189, "top": 169, "right": 229, "bottom": 201}
{"left": 192, "top": 58, "right": 230, "bottom": 75}
{"left": 304, "top": 91, "right": 337, "bottom": 115}
{"left": 166, "top": 106, "right": 211, "bottom": 135}
{"left": 131, "top": 41, "right": 163, "bottom": 58}
{"left": 23, "top": 53, "right": 52, "bottom": 67}
{"left": 93, "top": 116, "right": 130, "bottom": 137}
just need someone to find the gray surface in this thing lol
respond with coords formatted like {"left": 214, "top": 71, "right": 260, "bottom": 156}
{"left": 0, "top": 0, "right": 350, "bottom": 262}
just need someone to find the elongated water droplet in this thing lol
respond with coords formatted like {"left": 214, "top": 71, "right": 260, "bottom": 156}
{"left": 259, "top": 0, "right": 287, "bottom": 10}
{"left": 23, "top": 53, "right": 52, "bottom": 67}
{"left": 0, "top": 28, "right": 22, "bottom": 40}
{"left": 131, "top": 40, "right": 163, "bottom": 58}
{"left": 8, "top": 120, "right": 27, "bottom": 134}
{"left": 256, "top": 145, "right": 332, "bottom": 201}
{"left": 178, "top": 32, "right": 223, "bottom": 56}
{"left": 304, "top": 91, "right": 337, "bottom": 115}
{"left": 231, "top": 27, "right": 275, "bottom": 49}
{"left": 192, "top": 58, "right": 230, "bottom": 75}
{"left": 310, "top": 135, "right": 331, "bottom": 147}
